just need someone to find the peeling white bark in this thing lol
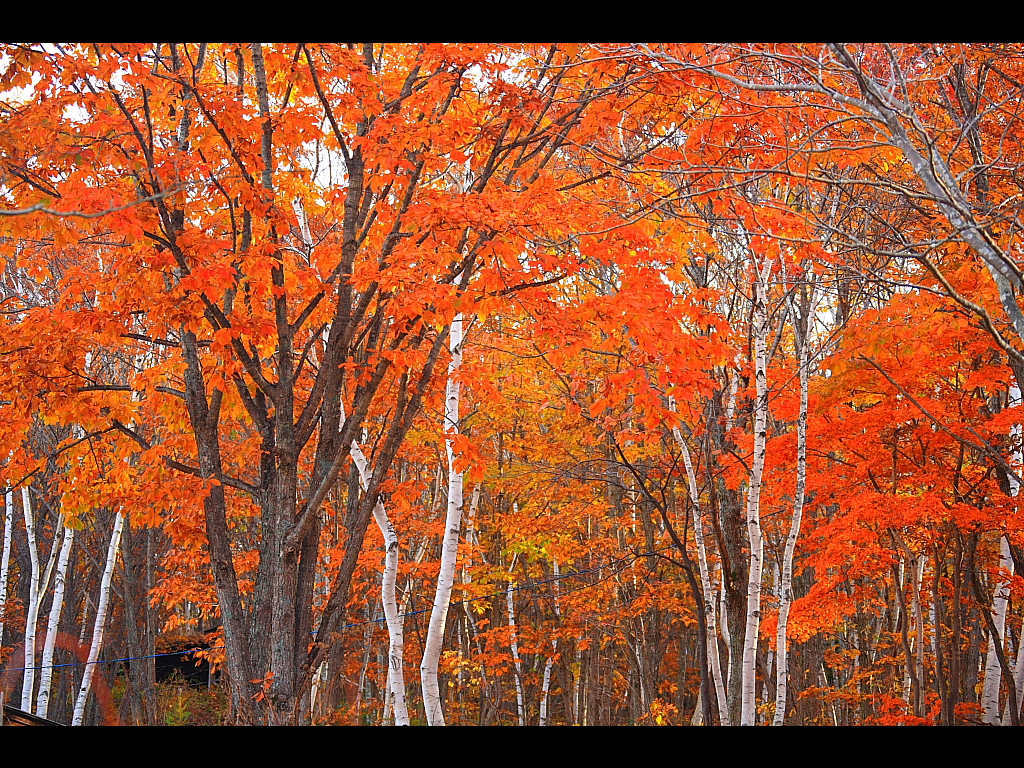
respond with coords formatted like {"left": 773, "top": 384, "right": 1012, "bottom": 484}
{"left": 671, "top": 423, "right": 730, "bottom": 725}
{"left": 741, "top": 260, "right": 772, "bottom": 726}
{"left": 719, "top": 564, "right": 731, "bottom": 686}
{"left": 0, "top": 489, "right": 13, "bottom": 649}
{"left": 20, "top": 487, "right": 41, "bottom": 711}
{"left": 539, "top": 560, "right": 560, "bottom": 726}
{"left": 348, "top": 425, "right": 410, "bottom": 726}
{"left": 774, "top": 274, "right": 815, "bottom": 725}
{"left": 506, "top": 573, "right": 526, "bottom": 726}
{"left": 982, "top": 536, "right": 1013, "bottom": 724}
{"left": 72, "top": 511, "right": 124, "bottom": 726}
{"left": 421, "top": 312, "right": 466, "bottom": 727}
{"left": 36, "top": 522, "right": 73, "bottom": 718}
{"left": 1003, "top": 384, "right": 1023, "bottom": 725}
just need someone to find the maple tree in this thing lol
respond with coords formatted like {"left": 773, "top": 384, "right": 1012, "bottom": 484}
{"left": 2, "top": 43, "right": 1024, "bottom": 727}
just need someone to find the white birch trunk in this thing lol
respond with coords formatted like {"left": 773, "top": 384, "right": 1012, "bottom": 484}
{"left": 421, "top": 312, "right": 465, "bottom": 726}
{"left": 36, "top": 522, "right": 74, "bottom": 718}
{"left": 982, "top": 535, "right": 1013, "bottom": 724}
{"left": 373, "top": 505, "right": 408, "bottom": 725}
{"left": 1002, "top": 384, "right": 1023, "bottom": 725}
{"left": 671, "top": 424, "right": 730, "bottom": 725}
{"left": 507, "top": 580, "right": 526, "bottom": 726}
{"left": 309, "top": 661, "right": 328, "bottom": 720}
{"left": 20, "top": 487, "right": 41, "bottom": 711}
{"left": 911, "top": 554, "right": 927, "bottom": 717}
{"left": 774, "top": 277, "right": 813, "bottom": 725}
{"left": 690, "top": 690, "right": 705, "bottom": 725}
{"left": 726, "top": 361, "right": 739, "bottom": 430}
{"left": 0, "top": 489, "right": 13, "bottom": 649}
{"left": 539, "top": 560, "right": 560, "bottom": 726}
{"left": 740, "top": 260, "right": 772, "bottom": 726}
{"left": 463, "top": 484, "right": 483, "bottom": 577}
{"left": 719, "top": 564, "right": 731, "bottom": 685}
{"left": 572, "top": 646, "right": 583, "bottom": 725}
{"left": 72, "top": 511, "right": 124, "bottom": 726}
{"left": 539, "top": 647, "right": 556, "bottom": 726}
{"left": 348, "top": 428, "right": 410, "bottom": 726}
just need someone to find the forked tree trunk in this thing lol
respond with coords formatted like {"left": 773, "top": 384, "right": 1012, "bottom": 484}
{"left": 346, "top": 416, "right": 410, "bottom": 726}
{"left": 672, "top": 426, "right": 730, "bottom": 725}
{"left": 72, "top": 511, "right": 124, "bottom": 726}
{"left": 774, "top": 273, "right": 814, "bottom": 725}
{"left": 36, "top": 522, "right": 73, "bottom": 718}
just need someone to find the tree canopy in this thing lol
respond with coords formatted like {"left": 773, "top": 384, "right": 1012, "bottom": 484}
{"left": 2, "top": 43, "right": 1024, "bottom": 726}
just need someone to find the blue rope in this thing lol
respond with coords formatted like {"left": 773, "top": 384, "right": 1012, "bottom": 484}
{"left": 4, "top": 545, "right": 673, "bottom": 673}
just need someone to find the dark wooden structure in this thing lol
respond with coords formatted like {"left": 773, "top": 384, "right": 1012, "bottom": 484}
{"left": 2, "top": 698, "right": 63, "bottom": 726}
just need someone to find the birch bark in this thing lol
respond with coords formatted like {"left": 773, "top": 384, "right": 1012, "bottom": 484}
{"left": 0, "top": 489, "right": 12, "bottom": 649}
{"left": 539, "top": 560, "right": 560, "bottom": 726}
{"left": 740, "top": 259, "right": 772, "bottom": 726}
{"left": 911, "top": 554, "right": 927, "bottom": 719}
{"left": 421, "top": 312, "right": 466, "bottom": 726}
{"left": 719, "top": 566, "right": 731, "bottom": 686}
{"left": 978, "top": 385, "right": 1020, "bottom": 723}
{"left": 982, "top": 536, "right": 1013, "bottom": 723}
{"left": 507, "top": 578, "right": 526, "bottom": 726}
{"left": 72, "top": 511, "right": 124, "bottom": 726}
{"left": 35, "top": 521, "right": 73, "bottom": 718}
{"left": 672, "top": 425, "right": 730, "bottom": 725}
{"left": 539, "top": 651, "right": 556, "bottom": 725}
{"left": 774, "top": 274, "right": 814, "bottom": 725}
{"left": 1002, "top": 383, "right": 1023, "bottom": 725}
{"left": 20, "top": 487, "right": 41, "bottom": 711}
{"left": 346, "top": 417, "right": 410, "bottom": 726}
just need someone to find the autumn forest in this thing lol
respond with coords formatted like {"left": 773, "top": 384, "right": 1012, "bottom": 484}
{"left": 1, "top": 43, "right": 1023, "bottom": 726}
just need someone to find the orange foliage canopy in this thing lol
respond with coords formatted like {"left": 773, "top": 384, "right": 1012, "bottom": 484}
{"left": 2, "top": 43, "right": 1024, "bottom": 725}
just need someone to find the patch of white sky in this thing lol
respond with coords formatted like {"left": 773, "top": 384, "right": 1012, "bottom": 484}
{"left": 1, "top": 45, "right": 117, "bottom": 202}
{"left": 0, "top": 47, "right": 45, "bottom": 201}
